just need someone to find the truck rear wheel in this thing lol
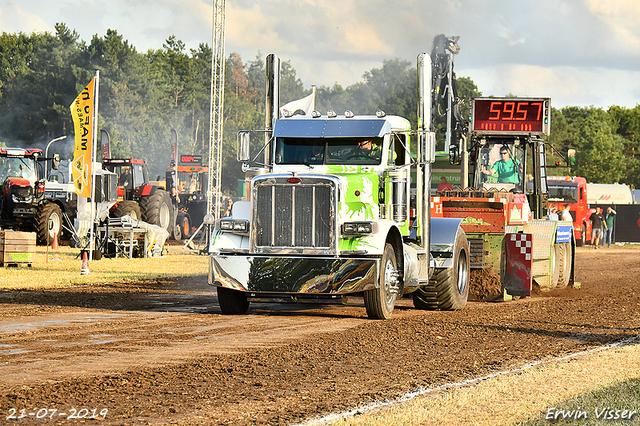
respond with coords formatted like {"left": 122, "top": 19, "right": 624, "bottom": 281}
{"left": 217, "top": 287, "right": 249, "bottom": 314}
{"left": 113, "top": 201, "right": 141, "bottom": 220}
{"left": 364, "top": 243, "right": 400, "bottom": 320}
{"left": 413, "top": 231, "right": 470, "bottom": 310}
{"left": 35, "top": 203, "right": 63, "bottom": 246}
{"left": 140, "top": 189, "right": 172, "bottom": 234}
{"left": 578, "top": 222, "right": 587, "bottom": 247}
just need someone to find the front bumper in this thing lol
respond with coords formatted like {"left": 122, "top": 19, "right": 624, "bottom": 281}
{"left": 209, "top": 255, "right": 378, "bottom": 294}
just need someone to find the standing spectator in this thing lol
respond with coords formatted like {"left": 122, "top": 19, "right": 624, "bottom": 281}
{"left": 601, "top": 206, "right": 617, "bottom": 248}
{"left": 437, "top": 176, "right": 453, "bottom": 191}
{"left": 223, "top": 197, "right": 234, "bottom": 217}
{"left": 548, "top": 206, "right": 559, "bottom": 221}
{"left": 561, "top": 205, "right": 573, "bottom": 222}
{"left": 589, "top": 207, "right": 605, "bottom": 249}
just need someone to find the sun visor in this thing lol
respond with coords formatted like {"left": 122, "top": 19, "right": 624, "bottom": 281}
{"left": 274, "top": 118, "right": 389, "bottom": 138}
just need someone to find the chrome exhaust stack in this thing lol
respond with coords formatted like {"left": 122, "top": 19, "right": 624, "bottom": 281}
{"left": 264, "top": 53, "right": 280, "bottom": 165}
{"left": 417, "top": 52, "right": 433, "bottom": 252}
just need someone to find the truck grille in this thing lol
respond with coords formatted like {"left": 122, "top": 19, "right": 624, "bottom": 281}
{"left": 253, "top": 179, "right": 335, "bottom": 252}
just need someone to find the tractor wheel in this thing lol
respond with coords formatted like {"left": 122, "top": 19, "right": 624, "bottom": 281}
{"left": 139, "top": 189, "right": 172, "bottom": 234}
{"left": 364, "top": 243, "right": 400, "bottom": 319}
{"left": 555, "top": 242, "right": 572, "bottom": 288}
{"left": 35, "top": 203, "right": 63, "bottom": 246}
{"left": 179, "top": 214, "right": 191, "bottom": 239}
{"left": 172, "top": 220, "right": 182, "bottom": 241}
{"left": 217, "top": 287, "right": 249, "bottom": 315}
{"left": 413, "top": 231, "right": 470, "bottom": 311}
{"left": 113, "top": 201, "right": 141, "bottom": 220}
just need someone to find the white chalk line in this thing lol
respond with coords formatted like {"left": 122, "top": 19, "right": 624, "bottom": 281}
{"left": 294, "top": 334, "right": 640, "bottom": 426}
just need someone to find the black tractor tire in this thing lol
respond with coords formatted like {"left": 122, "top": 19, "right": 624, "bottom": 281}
{"left": 112, "top": 200, "right": 141, "bottom": 220}
{"left": 217, "top": 287, "right": 249, "bottom": 315}
{"left": 364, "top": 243, "right": 400, "bottom": 319}
{"left": 139, "top": 189, "right": 173, "bottom": 234}
{"left": 35, "top": 203, "right": 63, "bottom": 246}
{"left": 172, "top": 219, "right": 182, "bottom": 241}
{"left": 413, "top": 231, "right": 470, "bottom": 311}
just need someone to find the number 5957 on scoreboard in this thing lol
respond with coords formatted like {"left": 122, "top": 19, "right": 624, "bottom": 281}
{"left": 472, "top": 97, "right": 551, "bottom": 136}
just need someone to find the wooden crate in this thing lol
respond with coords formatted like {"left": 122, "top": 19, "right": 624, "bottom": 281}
{"left": 0, "top": 230, "right": 36, "bottom": 266}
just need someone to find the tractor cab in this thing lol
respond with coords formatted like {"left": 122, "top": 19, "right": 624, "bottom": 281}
{"left": 103, "top": 158, "right": 149, "bottom": 201}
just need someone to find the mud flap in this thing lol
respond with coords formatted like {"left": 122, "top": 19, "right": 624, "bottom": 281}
{"left": 503, "top": 233, "right": 533, "bottom": 297}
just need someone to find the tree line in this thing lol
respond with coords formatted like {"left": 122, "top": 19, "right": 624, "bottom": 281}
{"left": 0, "top": 24, "right": 639, "bottom": 192}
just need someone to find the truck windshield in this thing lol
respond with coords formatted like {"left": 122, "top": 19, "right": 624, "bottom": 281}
{"left": 475, "top": 143, "right": 524, "bottom": 192}
{"left": 326, "top": 138, "right": 383, "bottom": 165}
{"left": 275, "top": 137, "right": 384, "bottom": 166}
{"left": 548, "top": 185, "right": 578, "bottom": 203}
{"left": 275, "top": 138, "right": 325, "bottom": 165}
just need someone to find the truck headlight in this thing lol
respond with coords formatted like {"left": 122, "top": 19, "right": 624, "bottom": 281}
{"left": 342, "top": 222, "right": 374, "bottom": 235}
{"left": 218, "top": 219, "right": 248, "bottom": 233}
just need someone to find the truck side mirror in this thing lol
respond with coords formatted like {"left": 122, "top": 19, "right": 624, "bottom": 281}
{"left": 52, "top": 154, "right": 60, "bottom": 170}
{"left": 449, "top": 144, "right": 460, "bottom": 165}
{"left": 421, "top": 132, "right": 436, "bottom": 163}
{"left": 237, "top": 132, "right": 250, "bottom": 162}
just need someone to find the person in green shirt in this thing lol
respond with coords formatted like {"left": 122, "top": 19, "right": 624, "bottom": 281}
{"left": 601, "top": 206, "right": 616, "bottom": 247}
{"left": 481, "top": 146, "right": 521, "bottom": 184}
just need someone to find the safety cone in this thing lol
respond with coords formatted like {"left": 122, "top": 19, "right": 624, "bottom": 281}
{"left": 80, "top": 251, "right": 90, "bottom": 276}
{"left": 51, "top": 232, "right": 59, "bottom": 250}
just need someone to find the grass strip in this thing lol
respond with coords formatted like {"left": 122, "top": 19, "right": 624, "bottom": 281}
{"left": 320, "top": 339, "right": 640, "bottom": 426}
{"left": 0, "top": 245, "right": 208, "bottom": 289}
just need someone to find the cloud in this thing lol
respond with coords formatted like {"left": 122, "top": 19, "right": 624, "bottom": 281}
{"left": 227, "top": 3, "right": 288, "bottom": 53}
{"left": 0, "top": 3, "right": 50, "bottom": 34}
{"left": 584, "top": 0, "right": 640, "bottom": 56}
{"left": 3, "top": 0, "right": 640, "bottom": 108}
{"left": 464, "top": 64, "right": 640, "bottom": 108}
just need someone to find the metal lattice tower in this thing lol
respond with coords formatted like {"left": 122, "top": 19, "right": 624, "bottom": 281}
{"left": 207, "top": 0, "right": 226, "bottom": 218}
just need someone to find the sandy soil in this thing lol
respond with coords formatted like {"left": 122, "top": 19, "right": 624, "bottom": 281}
{"left": 1, "top": 245, "right": 639, "bottom": 425}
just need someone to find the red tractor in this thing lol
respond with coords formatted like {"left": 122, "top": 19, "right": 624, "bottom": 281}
{"left": 102, "top": 158, "right": 173, "bottom": 235}
{"left": 0, "top": 147, "right": 62, "bottom": 245}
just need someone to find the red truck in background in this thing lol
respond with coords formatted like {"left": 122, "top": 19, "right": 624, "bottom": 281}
{"left": 547, "top": 176, "right": 591, "bottom": 246}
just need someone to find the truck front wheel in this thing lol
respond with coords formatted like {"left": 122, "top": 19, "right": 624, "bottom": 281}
{"left": 364, "top": 243, "right": 400, "bottom": 319}
{"left": 35, "top": 203, "right": 63, "bottom": 246}
{"left": 413, "top": 231, "right": 470, "bottom": 310}
{"left": 217, "top": 287, "right": 249, "bottom": 315}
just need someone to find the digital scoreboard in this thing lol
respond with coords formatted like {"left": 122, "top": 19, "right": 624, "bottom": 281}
{"left": 179, "top": 154, "right": 203, "bottom": 165}
{"left": 472, "top": 97, "right": 550, "bottom": 136}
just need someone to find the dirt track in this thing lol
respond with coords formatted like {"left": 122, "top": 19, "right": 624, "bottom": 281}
{"left": 1, "top": 246, "right": 639, "bottom": 425}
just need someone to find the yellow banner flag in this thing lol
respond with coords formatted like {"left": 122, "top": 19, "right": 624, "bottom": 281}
{"left": 70, "top": 78, "right": 95, "bottom": 197}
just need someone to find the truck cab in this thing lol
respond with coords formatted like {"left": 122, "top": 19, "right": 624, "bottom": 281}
{"left": 548, "top": 176, "right": 591, "bottom": 246}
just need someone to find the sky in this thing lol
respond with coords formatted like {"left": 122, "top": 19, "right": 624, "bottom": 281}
{"left": 2, "top": 0, "right": 640, "bottom": 110}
